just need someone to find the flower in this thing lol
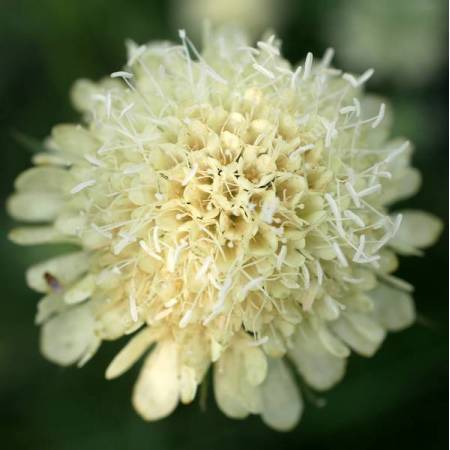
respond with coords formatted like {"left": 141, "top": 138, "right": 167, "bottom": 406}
{"left": 7, "top": 28, "right": 442, "bottom": 431}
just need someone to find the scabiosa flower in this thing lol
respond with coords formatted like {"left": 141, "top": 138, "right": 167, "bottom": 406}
{"left": 7, "top": 28, "right": 442, "bottom": 430}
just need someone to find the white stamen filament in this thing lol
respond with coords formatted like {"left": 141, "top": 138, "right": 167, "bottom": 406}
{"left": 372, "top": 103, "right": 385, "bottom": 128}
{"left": 139, "top": 240, "right": 163, "bottom": 261}
{"left": 91, "top": 223, "right": 112, "bottom": 239}
{"left": 252, "top": 63, "right": 275, "bottom": 80}
{"left": 129, "top": 293, "right": 138, "bottom": 322}
{"left": 332, "top": 242, "right": 348, "bottom": 267}
{"left": 303, "top": 52, "right": 313, "bottom": 80}
{"left": 289, "top": 144, "right": 314, "bottom": 159}
{"left": 316, "top": 260, "right": 324, "bottom": 285}
{"left": 357, "top": 184, "right": 381, "bottom": 198}
{"left": 344, "top": 210, "right": 365, "bottom": 227}
{"left": 153, "top": 226, "right": 161, "bottom": 253}
{"left": 325, "top": 193, "right": 345, "bottom": 238}
{"left": 353, "top": 235, "right": 366, "bottom": 262}
{"left": 241, "top": 276, "right": 264, "bottom": 297}
{"left": 345, "top": 182, "right": 361, "bottom": 208}
{"left": 70, "top": 179, "right": 96, "bottom": 194}
{"left": 196, "top": 256, "right": 212, "bottom": 280}
{"left": 248, "top": 336, "right": 269, "bottom": 347}
{"left": 111, "top": 71, "right": 134, "bottom": 79}
{"left": 276, "top": 245, "right": 287, "bottom": 270}
{"left": 182, "top": 163, "right": 198, "bottom": 186}
{"left": 179, "top": 309, "right": 193, "bottom": 328}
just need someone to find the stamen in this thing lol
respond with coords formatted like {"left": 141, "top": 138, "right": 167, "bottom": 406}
{"left": 182, "top": 163, "right": 198, "bottom": 186}
{"left": 128, "top": 293, "right": 138, "bottom": 322}
{"left": 139, "top": 240, "right": 163, "bottom": 261}
{"left": 332, "top": 242, "right": 348, "bottom": 267}
{"left": 248, "top": 336, "right": 269, "bottom": 347}
{"left": 153, "top": 226, "right": 161, "bottom": 253}
{"left": 344, "top": 210, "right": 365, "bottom": 227}
{"left": 196, "top": 256, "right": 212, "bottom": 280}
{"left": 111, "top": 71, "right": 134, "bottom": 79}
{"left": 303, "top": 52, "right": 313, "bottom": 80}
{"left": 276, "top": 245, "right": 287, "bottom": 270}
{"left": 252, "top": 63, "right": 275, "bottom": 80}
{"left": 179, "top": 309, "right": 193, "bottom": 328}
{"left": 372, "top": 103, "right": 385, "bottom": 128}
{"left": 70, "top": 179, "right": 96, "bottom": 194}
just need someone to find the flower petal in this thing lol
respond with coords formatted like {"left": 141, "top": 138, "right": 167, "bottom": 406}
{"left": 8, "top": 226, "right": 74, "bottom": 246}
{"left": 64, "top": 274, "right": 96, "bottom": 304}
{"left": 40, "top": 303, "right": 97, "bottom": 366}
{"left": 132, "top": 340, "right": 179, "bottom": 421}
{"left": 370, "top": 284, "right": 415, "bottom": 331}
{"left": 213, "top": 348, "right": 249, "bottom": 419}
{"left": 7, "top": 192, "right": 63, "bottom": 222}
{"left": 261, "top": 358, "right": 303, "bottom": 431}
{"left": 288, "top": 324, "right": 346, "bottom": 391}
{"left": 14, "top": 167, "right": 73, "bottom": 193}
{"left": 26, "top": 251, "right": 89, "bottom": 293}
{"left": 51, "top": 124, "right": 99, "bottom": 155}
{"left": 390, "top": 210, "right": 443, "bottom": 254}
{"left": 106, "top": 328, "right": 155, "bottom": 379}
{"left": 330, "top": 313, "right": 386, "bottom": 357}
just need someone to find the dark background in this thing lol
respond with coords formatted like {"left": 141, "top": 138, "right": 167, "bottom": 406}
{"left": 0, "top": 1, "right": 448, "bottom": 449}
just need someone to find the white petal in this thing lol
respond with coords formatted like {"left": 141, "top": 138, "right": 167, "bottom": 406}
{"left": 51, "top": 124, "right": 98, "bottom": 155}
{"left": 213, "top": 349, "right": 249, "bottom": 419}
{"left": 261, "top": 358, "right": 303, "bottom": 431}
{"left": 54, "top": 213, "right": 86, "bottom": 236}
{"left": 243, "top": 345, "right": 268, "bottom": 386}
{"left": 14, "top": 167, "right": 72, "bottom": 193}
{"left": 26, "top": 251, "right": 89, "bottom": 293}
{"left": 70, "top": 79, "right": 98, "bottom": 112}
{"left": 132, "top": 340, "right": 179, "bottom": 421}
{"left": 7, "top": 192, "right": 63, "bottom": 222}
{"left": 383, "top": 168, "right": 421, "bottom": 204}
{"left": 106, "top": 328, "right": 155, "bottom": 379}
{"left": 35, "top": 293, "right": 66, "bottom": 325}
{"left": 179, "top": 365, "right": 198, "bottom": 404}
{"left": 330, "top": 313, "right": 386, "bottom": 357}
{"left": 64, "top": 274, "right": 96, "bottom": 304}
{"left": 289, "top": 324, "right": 346, "bottom": 391}
{"left": 40, "top": 303, "right": 97, "bottom": 366}
{"left": 8, "top": 226, "right": 73, "bottom": 245}
{"left": 390, "top": 210, "right": 443, "bottom": 254}
{"left": 370, "top": 284, "right": 415, "bottom": 331}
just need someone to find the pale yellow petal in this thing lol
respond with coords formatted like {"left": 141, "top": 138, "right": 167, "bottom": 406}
{"left": 64, "top": 274, "right": 96, "bottom": 304}
{"left": 243, "top": 344, "right": 268, "bottom": 386}
{"left": 51, "top": 124, "right": 99, "bottom": 155}
{"left": 390, "top": 210, "right": 443, "bottom": 254}
{"left": 261, "top": 358, "right": 302, "bottom": 431}
{"left": 330, "top": 313, "right": 386, "bottom": 357}
{"left": 8, "top": 226, "right": 73, "bottom": 246}
{"left": 132, "top": 340, "right": 179, "bottom": 421}
{"left": 7, "top": 192, "right": 63, "bottom": 222}
{"left": 106, "top": 328, "right": 155, "bottom": 379}
{"left": 40, "top": 303, "right": 97, "bottom": 366}
{"left": 14, "top": 167, "right": 73, "bottom": 193}
{"left": 370, "top": 284, "right": 415, "bottom": 331}
{"left": 26, "top": 251, "right": 89, "bottom": 293}
{"left": 289, "top": 324, "right": 346, "bottom": 391}
{"left": 213, "top": 349, "right": 249, "bottom": 419}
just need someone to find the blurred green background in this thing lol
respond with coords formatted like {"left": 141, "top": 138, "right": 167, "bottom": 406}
{"left": 0, "top": 0, "right": 447, "bottom": 449}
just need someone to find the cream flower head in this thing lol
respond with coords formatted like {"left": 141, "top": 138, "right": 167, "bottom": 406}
{"left": 7, "top": 28, "right": 442, "bottom": 431}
